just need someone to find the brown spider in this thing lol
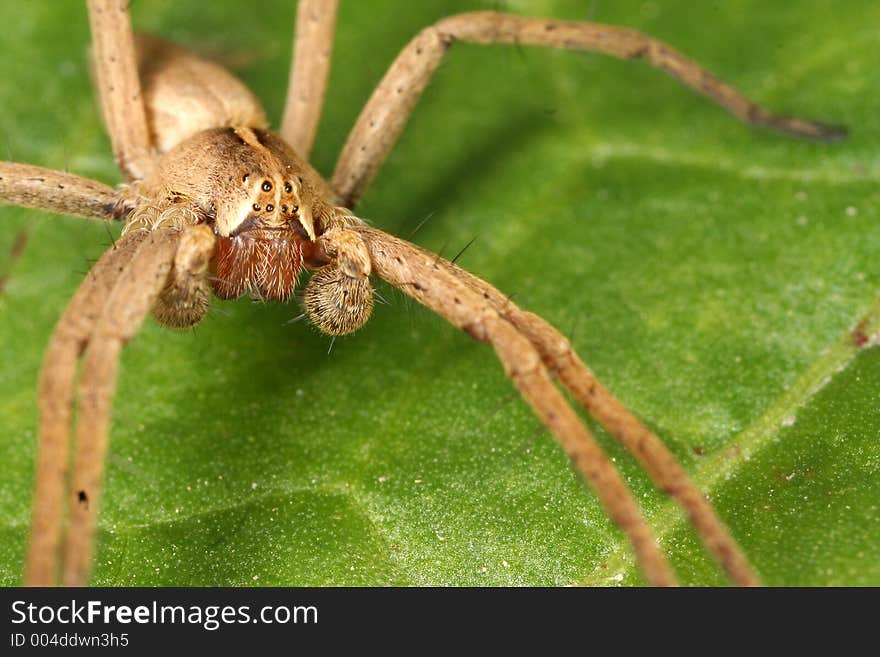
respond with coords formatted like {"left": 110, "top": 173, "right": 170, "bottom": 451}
{"left": 0, "top": 1, "right": 843, "bottom": 587}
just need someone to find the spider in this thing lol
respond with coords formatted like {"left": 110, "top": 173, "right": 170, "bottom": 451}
{"left": 0, "top": 1, "right": 845, "bottom": 587}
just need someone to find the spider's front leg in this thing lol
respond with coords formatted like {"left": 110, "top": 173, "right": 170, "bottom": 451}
{"left": 338, "top": 224, "right": 763, "bottom": 586}
{"left": 60, "top": 211, "right": 216, "bottom": 585}
{"left": 8, "top": 176, "right": 215, "bottom": 585}
{"left": 451, "top": 268, "right": 760, "bottom": 585}
{"left": 299, "top": 215, "right": 679, "bottom": 584}
{"left": 22, "top": 223, "right": 184, "bottom": 586}
{"left": 300, "top": 215, "right": 759, "bottom": 584}
{"left": 59, "top": 227, "right": 186, "bottom": 585}
{"left": 319, "top": 223, "right": 679, "bottom": 585}
{"left": 0, "top": 159, "right": 146, "bottom": 585}
{"left": 25, "top": 231, "right": 148, "bottom": 586}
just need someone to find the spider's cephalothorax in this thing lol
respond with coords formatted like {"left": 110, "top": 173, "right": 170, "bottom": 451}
{"left": 133, "top": 127, "right": 320, "bottom": 304}
{"left": 123, "top": 123, "right": 375, "bottom": 332}
{"left": 3, "top": 0, "right": 844, "bottom": 588}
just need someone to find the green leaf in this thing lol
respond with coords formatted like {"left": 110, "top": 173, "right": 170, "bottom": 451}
{"left": 0, "top": 0, "right": 877, "bottom": 586}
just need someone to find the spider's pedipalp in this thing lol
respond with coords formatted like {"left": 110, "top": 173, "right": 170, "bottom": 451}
{"left": 331, "top": 11, "right": 844, "bottom": 207}
{"left": 354, "top": 224, "right": 677, "bottom": 586}
{"left": 299, "top": 216, "right": 376, "bottom": 335}
{"left": 152, "top": 224, "right": 215, "bottom": 328}
{"left": 303, "top": 264, "right": 374, "bottom": 336}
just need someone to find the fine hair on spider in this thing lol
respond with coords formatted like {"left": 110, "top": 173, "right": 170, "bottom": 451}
{"left": 0, "top": 1, "right": 844, "bottom": 587}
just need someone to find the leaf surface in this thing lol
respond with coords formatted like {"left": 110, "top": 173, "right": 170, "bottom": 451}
{"left": 0, "top": 0, "right": 877, "bottom": 586}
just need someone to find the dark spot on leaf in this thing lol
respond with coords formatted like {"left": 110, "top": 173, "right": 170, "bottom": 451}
{"left": 852, "top": 318, "right": 870, "bottom": 347}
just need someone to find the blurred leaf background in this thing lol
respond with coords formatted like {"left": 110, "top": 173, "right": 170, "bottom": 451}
{"left": 0, "top": 0, "right": 877, "bottom": 585}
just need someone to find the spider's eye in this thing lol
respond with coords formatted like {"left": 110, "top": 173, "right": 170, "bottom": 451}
{"left": 291, "top": 205, "right": 299, "bottom": 213}
{"left": 262, "top": 181, "right": 272, "bottom": 192}
{"left": 266, "top": 204, "right": 274, "bottom": 212}
{"left": 253, "top": 203, "right": 261, "bottom": 211}
{"left": 284, "top": 182, "right": 293, "bottom": 194}
{"left": 242, "top": 173, "right": 250, "bottom": 183}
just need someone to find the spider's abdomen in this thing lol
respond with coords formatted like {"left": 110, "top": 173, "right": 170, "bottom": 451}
{"left": 212, "top": 232, "right": 303, "bottom": 302}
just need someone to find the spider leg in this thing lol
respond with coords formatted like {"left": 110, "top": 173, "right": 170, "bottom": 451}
{"left": 551, "top": 348, "right": 761, "bottom": 586}
{"left": 280, "top": 0, "right": 339, "bottom": 158}
{"left": 88, "top": 0, "right": 152, "bottom": 180}
{"left": 0, "top": 162, "right": 131, "bottom": 221}
{"left": 353, "top": 224, "right": 676, "bottom": 586}
{"left": 332, "top": 11, "right": 845, "bottom": 207}
{"left": 355, "top": 222, "right": 760, "bottom": 585}
{"left": 457, "top": 270, "right": 760, "bottom": 586}
{"left": 25, "top": 230, "right": 149, "bottom": 586}
{"left": 62, "top": 228, "right": 182, "bottom": 586}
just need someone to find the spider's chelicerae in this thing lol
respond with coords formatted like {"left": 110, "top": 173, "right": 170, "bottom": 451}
{"left": 1, "top": 1, "right": 846, "bottom": 587}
